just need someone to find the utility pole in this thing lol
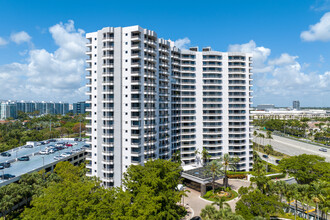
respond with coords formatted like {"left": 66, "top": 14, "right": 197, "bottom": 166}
{"left": 49, "top": 119, "right": 51, "bottom": 139}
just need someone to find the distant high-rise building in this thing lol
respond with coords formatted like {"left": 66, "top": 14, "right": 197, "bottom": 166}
{"left": 73, "top": 101, "right": 89, "bottom": 115}
{"left": 0, "top": 101, "right": 17, "bottom": 120}
{"left": 0, "top": 101, "right": 69, "bottom": 119}
{"left": 85, "top": 25, "right": 253, "bottom": 187}
{"left": 293, "top": 100, "right": 300, "bottom": 110}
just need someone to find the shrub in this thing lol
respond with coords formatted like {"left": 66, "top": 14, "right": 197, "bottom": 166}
{"left": 203, "top": 190, "right": 214, "bottom": 198}
{"left": 227, "top": 174, "right": 247, "bottom": 179}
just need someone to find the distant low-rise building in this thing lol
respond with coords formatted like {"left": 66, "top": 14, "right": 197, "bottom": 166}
{"left": 251, "top": 109, "right": 330, "bottom": 120}
{"left": 256, "top": 104, "right": 275, "bottom": 111}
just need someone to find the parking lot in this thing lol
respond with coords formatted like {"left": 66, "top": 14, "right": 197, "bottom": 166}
{"left": 0, "top": 139, "right": 87, "bottom": 184}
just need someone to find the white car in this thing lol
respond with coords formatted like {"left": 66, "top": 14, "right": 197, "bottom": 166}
{"left": 72, "top": 142, "right": 78, "bottom": 146}
{"left": 48, "top": 149, "right": 56, "bottom": 154}
{"left": 61, "top": 152, "right": 72, "bottom": 157}
{"left": 39, "top": 150, "right": 49, "bottom": 155}
{"left": 54, "top": 156, "right": 63, "bottom": 160}
{"left": 71, "top": 148, "right": 81, "bottom": 153}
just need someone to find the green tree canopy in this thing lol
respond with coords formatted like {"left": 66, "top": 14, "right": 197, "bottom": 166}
{"left": 235, "top": 190, "right": 285, "bottom": 220}
{"left": 278, "top": 154, "right": 329, "bottom": 184}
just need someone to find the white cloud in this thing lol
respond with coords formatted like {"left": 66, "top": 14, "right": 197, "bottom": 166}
{"left": 0, "top": 37, "right": 8, "bottom": 46}
{"left": 0, "top": 20, "right": 86, "bottom": 102}
{"left": 228, "top": 40, "right": 330, "bottom": 106}
{"left": 268, "top": 53, "right": 298, "bottom": 66}
{"left": 301, "top": 12, "right": 330, "bottom": 42}
{"left": 10, "top": 31, "right": 32, "bottom": 44}
{"left": 174, "top": 37, "right": 191, "bottom": 49}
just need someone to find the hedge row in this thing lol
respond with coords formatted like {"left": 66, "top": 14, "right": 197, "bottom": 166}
{"left": 227, "top": 174, "right": 247, "bottom": 179}
{"left": 268, "top": 173, "right": 286, "bottom": 179}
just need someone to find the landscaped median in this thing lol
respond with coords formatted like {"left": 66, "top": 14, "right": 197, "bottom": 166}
{"left": 202, "top": 187, "right": 238, "bottom": 202}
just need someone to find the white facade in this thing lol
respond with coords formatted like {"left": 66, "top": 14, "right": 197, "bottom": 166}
{"left": 85, "top": 26, "right": 253, "bottom": 187}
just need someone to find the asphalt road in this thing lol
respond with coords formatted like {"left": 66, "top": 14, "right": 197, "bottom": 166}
{"left": 253, "top": 131, "right": 330, "bottom": 162}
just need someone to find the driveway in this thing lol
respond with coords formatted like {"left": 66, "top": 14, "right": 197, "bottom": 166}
{"left": 185, "top": 179, "right": 251, "bottom": 218}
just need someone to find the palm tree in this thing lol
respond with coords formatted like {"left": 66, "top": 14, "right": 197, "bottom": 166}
{"left": 258, "top": 133, "right": 265, "bottom": 146}
{"left": 212, "top": 196, "right": 230, "bottom": 210}
{"left": 313, "top": 197, "right": 320, "bottom": 220}
{"left": 310, "top": 181, "right": 329, "bottom": 220}
{"left": 201, "top": 205, "right": 243, "bottom": 220}
{"left": 232, "top": 156, "right": 240, "bottom": 171}
{"left": 253, "top": 130, "right": 258, "bottom": 146}
{"left": 201, "top": 204, "right": 218, "bottom": 220}
{"left": 205, "top": 159, "right": 224, "bottom": 193}
{"left": 222, "top": 153, "right": 236, "bottom": 189}
{"left": 0, "top": 195, "right": 15, "bottom": 220}
{"left": 291, "top": 184, "right": 300, "bottom": 220}
{"left": 266, "top": 130, "right": 272, "bottom": 145}
{"left": 202, "top": 148, "right": 210, "bottom": 166}
{"left": 264, "top": 145, "right": 273, "bottom": 172}
{"left": 194, "top": 149, "right": 200, "bottom": 165}
{"left": 298, "top": 184, "right": 310, "bottom": 219}
{"left": 172, "top": 150, "right": 181, "bottom": 165}
{"left": 273, "top": 180, "right": 287, "bottom": 203}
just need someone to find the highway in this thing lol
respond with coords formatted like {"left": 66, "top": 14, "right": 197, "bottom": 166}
{"left": 253, "top": 131, "right": 330, "bottom": 162}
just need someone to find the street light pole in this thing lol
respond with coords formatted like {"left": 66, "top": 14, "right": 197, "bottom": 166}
{"left": 79, "top": 118, "right": 82, "bottom": 141}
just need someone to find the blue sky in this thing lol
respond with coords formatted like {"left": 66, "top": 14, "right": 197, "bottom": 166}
{"left": 0, "top": 0, "right": 329, "bottom": 106}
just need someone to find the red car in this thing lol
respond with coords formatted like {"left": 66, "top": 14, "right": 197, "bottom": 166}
{"left": 66, "top": 144, "right": 73, "bottom": 147}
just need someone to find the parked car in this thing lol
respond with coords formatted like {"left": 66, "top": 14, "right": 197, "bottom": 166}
{"left": 0, "top": 174, "right": 15, "bottom": 180}
{"left": 262, "top": 154, "right": 268, "bottom": 158}
{"left": 71, "top": 148, "right": 81, "bottom": 153}
{"left": 55, "top": 146, "right": 65, "bottom": 151}
{"left": 23, "top": 145, "right": 34, "bottom": 148}
{"left": 49, "top": 139, "right": 56, "bottom": 142}
{"left": 39, "top": 150, "right": 49, "bottom": 155}
{"left": 1, "top": 152, "right": 11, "bottom": 157}
{"left": 66, "top": 143, "right": 73, "bottom": 147}
{"left": 61, "top": 152, "right": 73, "bottom": 157}
{"left": 48, "top": 148, "right": 58, "bottom": 154}
{"left": 82, "top": 145, "right": 90, "bottom": 149}
{"left": 45, "top": 146, "right": 55, "bottom": 151}
{"left": 0, "top": 165, "right": 4, "bottom": 169}
{"left": 275, "top": 159, "right": 281, "bottom": 164}
{"left": 18, "top": 156, "right": 30, "bottom": 161}
{"left": 0, "top": 162, "right": 11, "bottom": 168}
{"left": 54, "top": 156, "right": 64, "bottom": 160}
{"left": 72, "top": 142, "right": 78, "bottom": 146}
{"left": 55, "top": 143, "right": 64, "bottom": 147}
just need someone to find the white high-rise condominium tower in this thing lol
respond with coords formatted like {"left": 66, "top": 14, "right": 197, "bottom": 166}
{"left": 85, "top": 26, "right": 253, "bottom": 187}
